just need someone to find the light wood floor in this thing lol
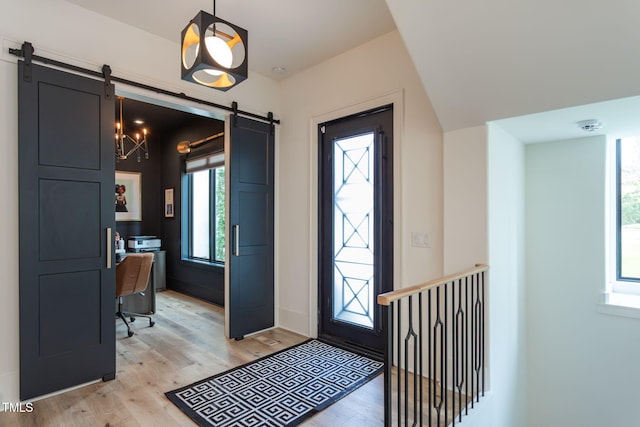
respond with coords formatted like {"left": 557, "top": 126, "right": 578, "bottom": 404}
{"left": 0, "top": 290, "right": 384, "bottom": 427}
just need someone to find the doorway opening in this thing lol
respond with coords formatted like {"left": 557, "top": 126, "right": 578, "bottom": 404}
{"left": 115, "top": 94, "right": 276, "bottom": 342}
{"left": 114, "top": 95, "right": 226, "bottom": 308}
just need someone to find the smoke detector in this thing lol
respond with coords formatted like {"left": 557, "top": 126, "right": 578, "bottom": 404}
{"left": 577, "top": 119, "right": 602, "bottom": 132}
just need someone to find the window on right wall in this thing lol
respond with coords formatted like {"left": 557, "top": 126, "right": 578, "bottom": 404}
{"left": 611, "top": 137, "right": 640, "bottom": 297}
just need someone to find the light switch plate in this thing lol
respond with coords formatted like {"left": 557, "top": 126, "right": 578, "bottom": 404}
{"left": 411, "top": 232, "right": 430, "bottom": 248}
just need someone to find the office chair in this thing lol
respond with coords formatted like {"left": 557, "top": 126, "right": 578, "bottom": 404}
{"left": 116, "top": 252, "right": 155, "bottom": 337}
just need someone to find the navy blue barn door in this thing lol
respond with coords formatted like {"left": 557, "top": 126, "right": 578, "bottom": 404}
{"left": 18, "top": 61, "right": 116, "bottom": 400}
{"left": 226, "top": 117, "right": 275, "bottom": 340}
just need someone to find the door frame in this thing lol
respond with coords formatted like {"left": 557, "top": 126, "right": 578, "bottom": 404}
{"left": 308, "top": 91, "right": 404, "bottom": 338}
{"left": 117, "top": 88, "right": 280, "bottom": 342}
{"left": 318, "top": 106, "right": 394, "bottom": 352}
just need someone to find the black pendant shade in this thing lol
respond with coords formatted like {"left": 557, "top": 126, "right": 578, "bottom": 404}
{"left": 181, "top": 10, "right": 248, "bottom": 91}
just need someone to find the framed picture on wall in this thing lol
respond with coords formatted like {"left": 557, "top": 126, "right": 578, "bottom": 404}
{"left": 115, "top": 171, "right": 142, "bottom": 221}
{"left": 164, "top": 187, "right": 175, "bottom": 218}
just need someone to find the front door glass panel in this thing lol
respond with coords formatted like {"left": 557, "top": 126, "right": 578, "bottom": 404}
{"left": 332, "top": 132, "right": 375, "bottom": 329}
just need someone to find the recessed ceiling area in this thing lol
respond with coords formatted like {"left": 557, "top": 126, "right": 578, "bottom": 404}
{"left": 116, "top": 97, "right": 214, "bottom": 134}
{"left": 493, "top": 95, "right": 640, "bottom": 144}
{"left": 116, "top": 97, "right": 224, "bottom": 158}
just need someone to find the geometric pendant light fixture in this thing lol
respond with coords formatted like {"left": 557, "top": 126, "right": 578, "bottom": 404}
{"left": 181, "top": 0, "right": 248, "bottom": 91}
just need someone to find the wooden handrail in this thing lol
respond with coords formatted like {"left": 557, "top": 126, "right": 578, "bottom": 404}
{"left": 377, "top": 263, "right": 489, "bottom": 306}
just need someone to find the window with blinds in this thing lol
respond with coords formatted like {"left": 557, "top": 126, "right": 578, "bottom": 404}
{"left": 184, "top": 152, "right": 225, "bottom": 264}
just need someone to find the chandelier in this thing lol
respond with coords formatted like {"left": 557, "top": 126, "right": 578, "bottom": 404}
{"left": 180, "top": 0, "right": 248, "bottom": 91}
{"left": 115, "top": 97, "right": 149, "bottom": 162}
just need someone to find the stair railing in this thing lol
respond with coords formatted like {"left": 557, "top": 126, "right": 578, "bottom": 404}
{"left": 377, "top": 264, "right": 489, "bottom": 426}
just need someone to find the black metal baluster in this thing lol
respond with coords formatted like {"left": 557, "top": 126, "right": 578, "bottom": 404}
{"left": 444, "top": 282, "right": 448, "bottom": 427}
{"left": 428, "top": 289, "right": 432, "bottom": 427}
{"left": 453, "top": 279, "right": 464, "bottom": 425}
{"left": 397, "top": 300, "right": 402, "bottom": 427}
{"left": 457, "top": 280, "right": 462, "bottom": 425}
{"left": 481, "top": 271, "right": 485, "bottom": 398}
{"left": 435, "top": 286, "right": 444, "bottom": 426}
{"left": 419, "top": 292, "right": 423, "bottom": 427}
{"left": 384, "top": 302, "right": 393, "bottom": 427}
{"left": 405, "top": 297, "right": 409, "bottom": 427}
{"left": 474, "top": 274, "right": 481, "bottom": 403}
{"left": 465, "top": 276, "right": 469, "bottom": 415}
{"left": 452, "top": 281, "right": 456, "bottom": 427}
{"left": 470, "top": 274, "right": 475, "bottom": 408}
{"left": 405, "top": 295, "right": 418, "bottom": 426}
{"left": 414, "top": 301, "right": 419, "bottom": 427}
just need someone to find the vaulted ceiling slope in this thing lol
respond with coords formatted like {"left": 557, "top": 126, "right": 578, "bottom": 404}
{"left": 385, "top": 0, "right": 640, "bottom": 132}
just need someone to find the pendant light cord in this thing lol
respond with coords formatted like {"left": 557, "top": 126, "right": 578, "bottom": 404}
{"left": 212, "top": 0, "right": 217, "bottom": 33}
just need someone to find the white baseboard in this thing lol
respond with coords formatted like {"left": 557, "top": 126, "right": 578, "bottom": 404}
{"left": 278, "top": 308, "right": 311, "bottom": 337}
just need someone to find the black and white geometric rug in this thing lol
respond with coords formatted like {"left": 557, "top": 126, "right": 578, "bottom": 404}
{"left": 165, "top": 339, "right": 383, "bottom": 426}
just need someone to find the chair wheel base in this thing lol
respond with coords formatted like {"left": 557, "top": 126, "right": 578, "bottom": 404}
{"left": 117, "top": 308, "right": 155, "bottom": 337}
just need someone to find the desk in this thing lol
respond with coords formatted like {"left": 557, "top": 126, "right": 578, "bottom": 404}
{"left": 120, "top": 250, "right": 166, "bottom": 315}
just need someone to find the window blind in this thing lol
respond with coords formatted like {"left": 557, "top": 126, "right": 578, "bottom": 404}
{"left": 185, "top": 152, "right": 224, "bottom": 174}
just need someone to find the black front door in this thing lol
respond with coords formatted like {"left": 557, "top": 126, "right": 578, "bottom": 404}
{"left": 226, "top": 117, "right": 275, "bottom": 340}
{"left": 18, "top": 61, "right": 116, "bottom": 399}
{"left": 319, "top": 106, "right": 393, "bottom": 355}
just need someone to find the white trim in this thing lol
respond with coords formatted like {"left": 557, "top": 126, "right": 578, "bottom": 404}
{"left": 273, "top": 123, "right": 280, "bottom": 332}
{"left": 611, "top": 280, "right": 640, "bottom": 296}
{"left": 308, "top": 90, "right": 404, "bottom": 339}
{"left": 604, "top": 137, "right": 640, "bottom": 307}
{"left": 21, "top": 379, "right": 100, "bottom": 404}
{"left": 224, "top": 117, "right": 231, "bottom": 338}
{"left": 598, "top": 292, "right": 640, "bottom": 320}
{"left": 605, "top": 136, "right": 616, "bottom": 290}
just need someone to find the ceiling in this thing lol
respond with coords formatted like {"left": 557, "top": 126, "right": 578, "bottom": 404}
{"left": 116, "top": 97, "right": 223, "bottom": 146}
{"left": 69, "top": 0, "right": 396, "bottom": 138}
{"left": 69, "top": 0, "right": 640, "bottom": 143}
{"left": 384, "top": 0, "right": 640, "bottom": 139}
{"left": 65, "top": 0, "right": 396, "bottom": 81}
{"left": 494, "top": 95, "right": 640, "bottom": 144}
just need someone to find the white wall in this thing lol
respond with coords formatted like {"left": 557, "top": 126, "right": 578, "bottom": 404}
{"left": 0, "top": 58, "right": 19, "bottom": 406}
{"left": 443, "top": 126, "right": 488, "bottom": 273}
{"left": 442, "top": 124, "right": 528, "bottom": 427}
{"left": 487, "top": 124, "right": 527, "bottom": 427}
{"left": 277, "top": 30, "right": 443, "bottom": 335}
{"left": 526, "top": 136, "right": 640, "bottom": 426}
{"left": 0, "top": 0, "right": 281, "bottom": 404}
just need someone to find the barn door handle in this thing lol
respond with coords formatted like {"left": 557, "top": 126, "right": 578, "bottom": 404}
{"left": 233, "top": 225, "right": 240, "bottom": 256}
{"left": 106, "top": 227, "right": 112, "bottom": 269}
